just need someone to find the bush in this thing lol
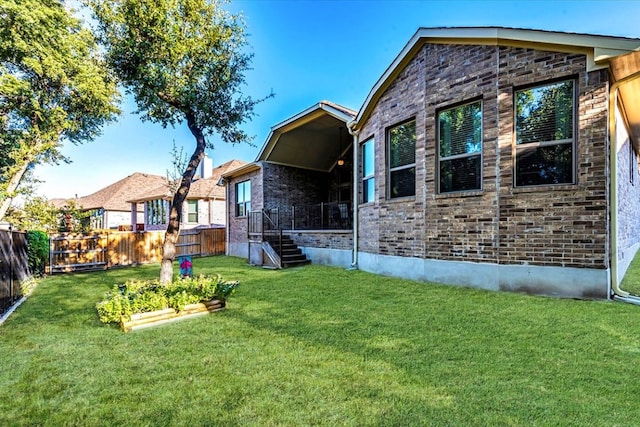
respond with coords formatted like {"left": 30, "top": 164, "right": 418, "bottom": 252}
{"left": 20, "top": 276, "right": 40, "bottom": 297}
{"left": 26, "top": 230, "right": 49, "bottom": 277}
{"left": 96, "top": 275, "right": 239, "bottom": 324}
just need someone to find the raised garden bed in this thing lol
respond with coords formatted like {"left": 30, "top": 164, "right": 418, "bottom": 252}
{"left": 96, "top": 274, "right": 239, "bottom": 331}
{"left": 120, "top": 299, "right": 226, "bottom": 332}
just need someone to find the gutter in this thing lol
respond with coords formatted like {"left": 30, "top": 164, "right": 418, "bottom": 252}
{"left": 347, "top": 120, "right": 360, "bottom": 269}
{"left": 609, "top": 70, "right": 640, "bottom": 299}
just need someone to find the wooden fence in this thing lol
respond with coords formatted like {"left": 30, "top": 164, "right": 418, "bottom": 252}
{"left": 49, "top": 228, "right": 226, "bottom": 274}
{"left": 0, "top": 229, "right": 29, "bottom": 317}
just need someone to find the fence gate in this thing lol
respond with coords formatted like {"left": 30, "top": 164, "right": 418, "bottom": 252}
{"left": 49, "top": 233, "right": 108, "bottom": 274}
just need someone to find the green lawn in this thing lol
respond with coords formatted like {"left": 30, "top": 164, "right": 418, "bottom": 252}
{"left": 622, "top": 252, "right": 640, "bottom": 296}
{"left": 2, "top": 256, "right": 640, "bottom": 426}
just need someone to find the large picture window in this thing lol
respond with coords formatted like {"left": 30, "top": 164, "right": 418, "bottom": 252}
{"left": 147, "top": 199, "right": 168, "bottom": 225}
{"left": 362, "top": 138, "right": 375, "bottom": 203}
{"left": 387, "top": 120, "right": 416, "bottom": 199}
{"left": 515, "top": 79, "right": 575, "bottom": 187}
{"left": 235, "top": 180, "right": 251, "bottom": 217}
{"left": 438, "top": 100, "right": 482, "bottom": 193}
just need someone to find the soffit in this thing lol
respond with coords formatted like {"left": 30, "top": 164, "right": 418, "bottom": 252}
{"left": 610, "top": 50, "right": 640, "bottom": 146}
{"left": 257, "top": 102, "right": 355, "bottom": 172}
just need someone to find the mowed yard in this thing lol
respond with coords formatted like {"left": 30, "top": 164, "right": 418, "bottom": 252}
{"left": 2, "top": 256, "right": 640, "bottom": 426}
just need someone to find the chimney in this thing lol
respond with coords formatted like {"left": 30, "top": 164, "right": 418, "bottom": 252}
{"left": 199, "top": 154, "right": 213, "bottom": 179}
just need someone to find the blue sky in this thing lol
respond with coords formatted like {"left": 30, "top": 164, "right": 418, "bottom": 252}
{"left": 34, "top": 0, "right": 640, "bottom": 199}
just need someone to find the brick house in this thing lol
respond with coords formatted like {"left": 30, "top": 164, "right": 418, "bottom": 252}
{"left": 224, "top": 27, "right": 640, "bottom": 300}
{"left": 50, "top": 172, "right": 167, "bottom": 230}
{"left": 222, "top": 101, "right": 356, "bottom": 267}
{"left": 128, "top": 158, "right": 246, "bottom": 231}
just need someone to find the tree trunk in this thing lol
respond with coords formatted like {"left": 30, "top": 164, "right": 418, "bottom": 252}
{"left": 0, "top": 158, "right": 32, "bottom": 222}
{"left": 159, "top": 114, "right": 207, "bottom": 285}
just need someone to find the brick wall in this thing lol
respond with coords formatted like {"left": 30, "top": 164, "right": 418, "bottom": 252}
{"left": 227, "top": 167, "right": 263, "bottom": 248}
{"left": 358, "top": 43, "right": 610, "bottom": 269}
{"left": 261, "top": 162, "right": 329, "bottom": 211}
{"left": 287, "top": 230, "right": 353, "bottom": 250}
{"left": 616, "top": 111, "right": 640, "bottom": 279}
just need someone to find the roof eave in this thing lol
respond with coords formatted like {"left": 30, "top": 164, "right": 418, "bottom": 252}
{"left": 221, "top": 162, "right": 262, "bottom": 180}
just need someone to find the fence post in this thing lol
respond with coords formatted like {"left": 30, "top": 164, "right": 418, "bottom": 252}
{"left": 8, "top": 225, "right": 13, "bottom": 304}
{"left": 49, "top": 236, "right": 53, "bottom": 275}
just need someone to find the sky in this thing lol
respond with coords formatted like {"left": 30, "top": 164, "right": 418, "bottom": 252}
{"left": 33, "top": 0, "right": 640, "bottom": 200}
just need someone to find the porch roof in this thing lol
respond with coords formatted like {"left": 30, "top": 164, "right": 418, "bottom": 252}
{"left": 256, "top": 101, "right": 356, "bottom": 172}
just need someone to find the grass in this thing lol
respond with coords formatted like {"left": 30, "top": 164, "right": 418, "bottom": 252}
{"left": 622, "top": 252, "right": 640, "bottom": 296}
{"left": 2, "top": 256, "right": 640, "bottom": 426}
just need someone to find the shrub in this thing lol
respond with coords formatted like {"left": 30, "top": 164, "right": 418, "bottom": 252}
{"left": 26, "top": 230, "right": 49, "bottom": 277}
{"left": 96, "top": 275, "right": 239, "bottom": 324}
{"left": 20, "top": 276, "right": 40, "bottom": 297}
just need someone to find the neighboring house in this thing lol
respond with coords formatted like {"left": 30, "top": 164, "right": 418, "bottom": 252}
{"left": 51, "top": 172, "right": 168, "bottom": 230}
{"left": 224, "top": 27, "right": 640, "bottom": 300}
{"left": 129, "top": 158, "right": 247, "bottom": 231}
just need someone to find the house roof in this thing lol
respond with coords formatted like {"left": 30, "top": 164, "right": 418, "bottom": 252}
{"left": 49, "top": 198, "right": 70, "bottom": 209}
{"left": 54, "top": 172, "right": 168, "bottom": 212}
{"left": 221, "top": 162, "right": 262, "bottom": 180}
{"left": 256, "top": 101, "right": 356, "bottom": 172}
{"left": 127, "top": 159, "right": 248, "bottom": 203}
{"left": 352, "top": 26, "right": 640, "bottom": 131}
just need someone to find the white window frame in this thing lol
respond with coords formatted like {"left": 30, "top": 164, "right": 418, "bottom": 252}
{"left": 235, "top": 180, "right": 251, "bottom": 217}
{"left": 147, "top": 199, "right": 168, "bottom": 225}
{"left": 187, "top": 200, "right": 198, "bottom": 223}
{"left": 362, "top": 138, "right": 375, "bottom": 204}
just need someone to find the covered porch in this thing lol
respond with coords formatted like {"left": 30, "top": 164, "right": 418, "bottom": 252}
{"left": 245, "top": 101, "right": 357, "bottom": 268}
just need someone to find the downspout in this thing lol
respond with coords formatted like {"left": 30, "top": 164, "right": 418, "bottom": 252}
{"left": 217, "top": 178, "right": 230, "bottom": 256}
{"left": 225, "top": 183, "right": 230, "bottom": 256}
{"left": 609, "top": 70, "right": 640, "bottom": 299}
{"left": 347, "top": 120, "right": 359, "bottom": 269}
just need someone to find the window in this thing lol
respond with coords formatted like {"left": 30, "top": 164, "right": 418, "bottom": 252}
{"left": 235, "top": 180, "right": 251, "bottom": 217}
{"left": 387, "top": 120, "right": 416, "bottom": 198}
{"left": 438, "top": 100, "right": 482, "bottom": 193}
{"left": 362, "top": 138, "right": 375, "bottom": 203}
{"left": 187, "top": 200, "right": 198, "bottom": 223}
{"left": 89, "top": 209, "right": 104, "bottom": 230}
{"left": 514, "top": 79, "right": 575, "bottom": 187}
{"left": 147, "top": 199, "right": 168, "bottom": 225}
{"left": 632, "top": 144, "right": 638, "bottom": 186}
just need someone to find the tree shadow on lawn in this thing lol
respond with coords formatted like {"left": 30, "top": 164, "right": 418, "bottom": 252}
{"left": 224, "top": 264, "right": 638, "bottom": 425}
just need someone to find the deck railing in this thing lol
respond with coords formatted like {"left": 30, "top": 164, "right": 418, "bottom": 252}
{"left": 248, "top": 202, "right": 352, "bottom": 234}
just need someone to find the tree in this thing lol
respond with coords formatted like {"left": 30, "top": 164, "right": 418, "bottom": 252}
{"left": 4, "top": 196, "right": 59, "bottom": 233}
{"left": 0, "top": 0, "right": 120, "bottom": 221}
{"left": 89, "top": 0, "right": 271, "bottom": 284}
{"left": 166, "top": 140, "right": 189, "bottom": 195}
{"left": 58, "top": 199, "right": 91, "bottom": 233}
